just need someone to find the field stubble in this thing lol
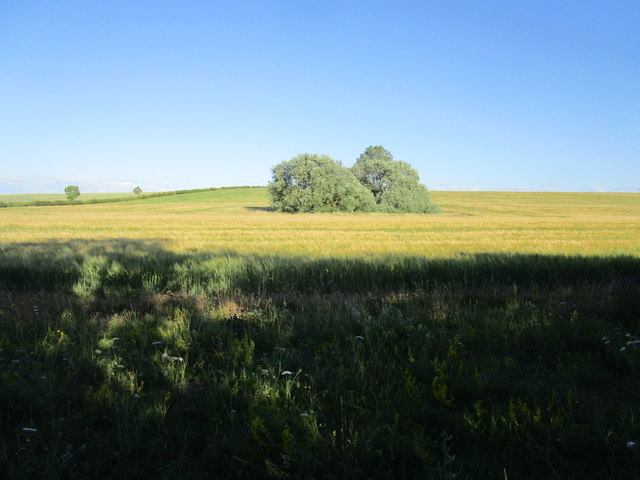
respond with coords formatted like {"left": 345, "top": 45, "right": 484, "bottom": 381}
{"left": 0, "top": 189, "right": 638, "bottom": 257}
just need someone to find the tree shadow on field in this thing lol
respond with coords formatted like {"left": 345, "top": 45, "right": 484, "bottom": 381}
{"left": 0, "top": 237, "right": 639, "bottom": 306}
{"left": 0, "top": 239, "right": 639, "bottom": 478}
{"left": 244, "top": 206, "right": 275, "bottom": 212}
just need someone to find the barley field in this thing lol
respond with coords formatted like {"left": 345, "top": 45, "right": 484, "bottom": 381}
{"left": 1, "top": 188, "right": 639, "bottom": 479}
{"left": 1, "top": 187, "right": 638, "bottom": 257}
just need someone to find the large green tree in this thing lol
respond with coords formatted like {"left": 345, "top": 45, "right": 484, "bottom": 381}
{"left": 351, "top": 146, "right": 439, "bottom": 213}
{"left": 268, "top": 154, "right": 374, "bottom": 213}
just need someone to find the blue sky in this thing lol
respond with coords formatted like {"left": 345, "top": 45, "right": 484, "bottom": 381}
{"left": 1, "top": 0, "right": 638, "bottom": 194}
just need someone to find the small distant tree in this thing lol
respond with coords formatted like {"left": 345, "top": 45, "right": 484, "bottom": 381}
{"left": 133, "top": 186, "right": 143, "bottom": 196}
{"left": 64, "top": 185, "right": 80, "bottom": 202}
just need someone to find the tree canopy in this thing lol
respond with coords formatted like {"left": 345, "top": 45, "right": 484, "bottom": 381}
{"left": 351, "top": 145, "right": 397, "bottom": 204}
{"left": 268, "top": 147, "right": 439, "bottom": 214}
{"left": 64, "top": 185, "right": 80, "bottom": 202}
{"left": 268, "top": 154, "right": 374, "bottom": 213}
{"left": 351, "top": 146, "right": 438, "bottom": 213}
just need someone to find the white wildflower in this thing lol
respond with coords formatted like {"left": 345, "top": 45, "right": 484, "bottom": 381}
{"left": 281, "top": 370, "right": 293, "bottom": 376}
{"left": 22, "top": 427, "right": 37, "bottom": 432}
{"left": 627, "top": 441, "right": 636, "bottom": 448}
{"left": 620, "top": 347, "right": 626, "bottom": 352}
{"left": 299, "top": 413, "right": 309, "bottom": 418}
{"left": 355, "top": 336, "right": 364, "bottom": 341}
{"left": 94, "top": 349, "right": 102, "bottom": 355}
{"left": 170, "top": 356, "right": 184, "bottom": 362}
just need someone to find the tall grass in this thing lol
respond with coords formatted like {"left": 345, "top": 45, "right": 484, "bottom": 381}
{"left": 1, "top": 240, "right": 639, "bottom": 478}
{"left": 1, "top": 240, "right": 638, "bottom": 297}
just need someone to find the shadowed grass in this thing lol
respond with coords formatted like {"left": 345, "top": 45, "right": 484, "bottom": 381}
{"left": 0, "top": 240, "right": 639, "bottom": 478}
{"left": 1, "top": 239, "right": 639, "bottom": 296}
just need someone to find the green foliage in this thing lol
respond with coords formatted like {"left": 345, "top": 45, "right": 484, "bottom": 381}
{"left": 34, "top": 200, "right": 70, "bottom": 206}
{"left": 133, "top": 186, "right": 142, "bottom": 196}
{"left": 268, "top": 153, "right": 374, "bottom": 213}
{"left": 268, "top": 147, "right": 440, "bottom": 213}
{"left": 352, "top": 145, "right": 440, "bottom": 213}
{"left": 351, "top": 145, "right": 396, "bottom": 203}
{"left": 0, "top": 241, "right": 640, "bottom": 479}
{"left": 64, "top": 185, "right": 80, "bottom": 202}
{"left": 0, "top": 241, "right": 640, "bottom": 477}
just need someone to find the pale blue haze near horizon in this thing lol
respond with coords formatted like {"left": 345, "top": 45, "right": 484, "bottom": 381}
{"left": 1, "top": 0, "right": 638, "bottom": 194}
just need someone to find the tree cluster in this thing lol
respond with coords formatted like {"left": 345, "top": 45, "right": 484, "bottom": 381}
{"left": 268, "top": 146, "right": 439, "bottom": 214}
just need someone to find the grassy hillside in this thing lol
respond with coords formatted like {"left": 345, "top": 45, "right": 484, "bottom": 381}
{"left": 0, "top": 192, "right": 139, "bottom": 204}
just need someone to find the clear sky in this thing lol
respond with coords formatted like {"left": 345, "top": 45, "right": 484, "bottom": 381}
{"left": 1, "top": 0, "right": 638, "bottom": 194}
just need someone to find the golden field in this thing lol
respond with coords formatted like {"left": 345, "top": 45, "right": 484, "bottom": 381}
{"left": 1, "top": 188, "right": 638, "bottom": 257}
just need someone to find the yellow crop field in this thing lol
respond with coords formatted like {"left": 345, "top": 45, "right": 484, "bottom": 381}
{"left": 1, "top": 187, "right": 638, "bottom": 257}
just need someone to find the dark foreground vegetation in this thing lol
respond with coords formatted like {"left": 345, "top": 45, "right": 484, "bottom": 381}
{"left": 1, "top": 240, "right": 639, "bottom": 478}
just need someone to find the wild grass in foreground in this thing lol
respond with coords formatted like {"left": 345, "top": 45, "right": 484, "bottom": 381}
{"left": 1, "top": 240, "right": 639, "bottom": 478}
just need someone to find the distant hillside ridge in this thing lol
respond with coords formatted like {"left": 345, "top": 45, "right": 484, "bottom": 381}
{"left": 0, "top": 186, "right": 265, "bottom": 208}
